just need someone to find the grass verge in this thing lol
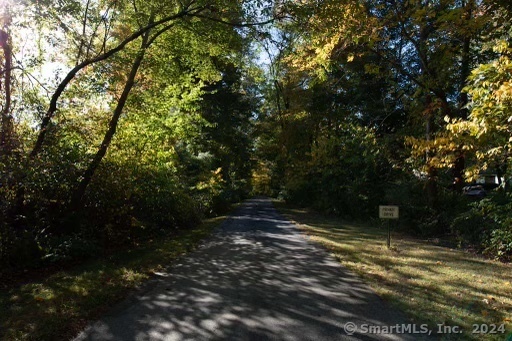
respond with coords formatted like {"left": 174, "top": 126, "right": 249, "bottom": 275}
{"left": 0, "top": 215, "right": 228, "bottom": 341}
{"left": 275, "top": 202, "right": 512, "bottom": 341}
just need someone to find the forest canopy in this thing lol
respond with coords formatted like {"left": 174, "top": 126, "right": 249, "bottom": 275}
{"left": 1, "top": 0, "right": 512, "bottom": 269}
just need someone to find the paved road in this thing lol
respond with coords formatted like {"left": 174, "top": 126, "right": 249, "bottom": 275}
{"left": 75, "top": 197, "right": 425, "bottom": 341}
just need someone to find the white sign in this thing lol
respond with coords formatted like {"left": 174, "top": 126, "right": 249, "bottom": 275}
{"left": 379, "top": 205, "right": 399, "bottom": 219}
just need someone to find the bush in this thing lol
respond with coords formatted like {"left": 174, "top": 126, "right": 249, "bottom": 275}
{"left": 485, "top": 228, "right": 512, "bottom": 262}
{"left": 280, "top": 126, "right": 391, "bottom": 218}
{"left": 384, "top": 177, "right": 470, "bottom": 237}
{"left": 451, "top": 194, "right": 512, "bottom": 261}
{"left": 41, "top": 234, "right": 101, "bottom": 264}
{"left": 451, "top": 198, "right": 496, "bottom": 245}
{"left": 1, "top": 230, "right": 43, "bottom": 269}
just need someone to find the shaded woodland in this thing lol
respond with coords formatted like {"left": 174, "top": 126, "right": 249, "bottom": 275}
{"left": 1, "top": 0, "right": 512, "bottom": 272}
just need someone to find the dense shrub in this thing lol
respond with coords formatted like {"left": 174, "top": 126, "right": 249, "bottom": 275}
{"left": 485, "top": 228, "right": 512, "bottom": 262}
{"left": 41, "top": 234, "right": 101, "bottom": 264}
{"left": 387, "top": 179, "right": 470, "bottom": 236}
{"left": 451, "top": 194, "right": 512, "bottom": 261}
{"left": 280, "top": 125, "right": 390, "bottom": 218}
{"left": 0, "top": 146, "right": 240, "bottom": 269}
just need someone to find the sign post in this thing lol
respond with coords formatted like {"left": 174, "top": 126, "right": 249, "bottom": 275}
{"left": 379, "top": 205, "right": 399, "bottom": 248}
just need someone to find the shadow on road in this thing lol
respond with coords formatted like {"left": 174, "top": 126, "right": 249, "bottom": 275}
{"left": 76, "top": 197, "right": 425, "bottom": 341}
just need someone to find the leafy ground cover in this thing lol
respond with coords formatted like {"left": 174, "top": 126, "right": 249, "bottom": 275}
{"left": 276, "top": 202, "right": 512, "bottom": 341}
{"left": 0, "top": 215, "right": 228, "bottom": 341}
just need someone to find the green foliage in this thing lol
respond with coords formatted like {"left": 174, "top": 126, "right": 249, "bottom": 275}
{"left": 277, "top": 122, "right": 391, "bottom": 217}
{"left": 378, "top": 175, "right": 467, "bottom": 236}
{"left": 0, "top": 0, "right": 261, "bottom": 271}
{"left": 451, "top": 194, "right": 512, "bottom": 261}
{"left": 0, "top": 230, "right": 42, "bottom": 269}
{"left": 41, "top": 234, "right": 101, "bottom": 264}
{"left": 451, "top": 199, "right": 497, "bottom": 245}
{"left": 446, "top": 34, "right": 512, "bottom": 182}
{"left": 252, "top": 0, "right": 512, "bottom": 263}
{"left": 3, "top": 0, "right": 512, "bottom": 279}
{"left": 485, "top": 228, "right": 512, "bottom": 262}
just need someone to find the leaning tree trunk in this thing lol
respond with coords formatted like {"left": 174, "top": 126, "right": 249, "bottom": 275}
{"left": 29, "top": 8, "right": 195, "bottom": 158}
{"left": 13, "top": 8, "right": 195, "bottom": 220}
{"left": 69, "top": 30, "right": 151, "bottom": 211}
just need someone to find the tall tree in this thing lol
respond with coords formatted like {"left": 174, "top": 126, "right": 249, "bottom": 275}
{"left": 68, "top": 0, "right": 269, "bottom": 209}
{"left": 278, "top": 0, "right": 491, "bottom": 203}
{"left": 446, "top": 1, "right": 512, "bottom": 188}
{"left": 0, "top": 3, "right": 13, "bottom": 156}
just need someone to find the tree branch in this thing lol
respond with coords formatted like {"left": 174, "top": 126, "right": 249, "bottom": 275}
{"left": 30, "top": 5, "right": 206, "bottom": 158}
{"left": 186, "top": 13, "right": 276, "bottom": 28}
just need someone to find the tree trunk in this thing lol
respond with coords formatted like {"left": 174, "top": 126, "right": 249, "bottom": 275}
{"left": 424, "top": 95, "right": 438, "bottom": 208}
{"left": 29, "top": 8, "right": 193, "bottom": 158}
{"left": 15, "top": 9, "right": 193, "bottom": 220}
{"left": 452, "top": 150, "right": 465, "bottom": 192}
{"left": 0, "top": 19, "right": 13, "bottom": 156}
{"left": 0, "top": 13, "right": 22, "bottom": 226}
{"left": 69, "top": 30, "right": 151, "bottom": 211}
{"left": 458, "top": 0, "right": 473, "bottom": 120}
{"left": 426, "top": 166, "right": 438, "bottom": 208}
{"left": 450, "top": 0, "right": 473, "bottom": 192}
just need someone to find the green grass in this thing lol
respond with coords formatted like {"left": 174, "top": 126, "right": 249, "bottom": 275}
{"left": 275, "top": 202, "right": 512, "bottom": 341}
{"left": 0, "top": 215, "right": 227, "bottom": 341}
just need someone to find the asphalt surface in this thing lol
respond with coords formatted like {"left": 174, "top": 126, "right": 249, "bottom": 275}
{"left": 75, "top": 197, "right": 427, "bottom": 341}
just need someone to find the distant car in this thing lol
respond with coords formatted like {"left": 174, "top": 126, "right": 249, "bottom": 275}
{"left": 463, "top": 185, "right": 486, "bottom": 198}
